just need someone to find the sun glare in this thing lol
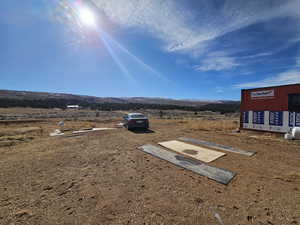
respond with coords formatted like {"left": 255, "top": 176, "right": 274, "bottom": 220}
{"left": 78, "top": 7, "right": 97, "bottom": 28}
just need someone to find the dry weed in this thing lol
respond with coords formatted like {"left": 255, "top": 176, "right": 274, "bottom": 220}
{"left": 0, "top": 127, "right": 41, "bottom": 136}
{"left": 184, "top": 118, "right": 239, "bottom": 131}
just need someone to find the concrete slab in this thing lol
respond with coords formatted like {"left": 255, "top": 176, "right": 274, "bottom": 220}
{"left": 178, "top": 137, "right": 256, "bottom": 157}
{"left": 139, "top": 145, "right": 236, "bottom": 185}
{"left": 158, "top": 140, "right": 226, "bottom": 163}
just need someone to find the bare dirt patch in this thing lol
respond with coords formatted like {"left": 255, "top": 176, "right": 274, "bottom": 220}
{"left": 0, "top": 109, "right": 299, "bottom": 225}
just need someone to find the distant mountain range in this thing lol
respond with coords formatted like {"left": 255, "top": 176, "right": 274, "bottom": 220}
{"left": 0, "top": 90, "right": 239, "bottom": 108}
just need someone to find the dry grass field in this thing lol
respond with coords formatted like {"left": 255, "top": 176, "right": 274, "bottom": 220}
{"left": 183, "top": 118, "right": 239, "bottom": 131}
{"left": 0, "top": 108, "right": 299, "bottom": 225}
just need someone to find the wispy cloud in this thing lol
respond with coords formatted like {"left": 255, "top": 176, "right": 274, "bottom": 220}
{"left": 91, "top": 0, "right": 300, "bottom": 53}
{"left": 215, "top": 86, "right": 224, "bottom": 94}
{"left": 235, "top": 53, "right": 300, "bottom": 88}
{"left": 194, "top": 53, "right": 239, "bottom": 71}
{"left": 55, "top": 0, "right": 300, "bottom": 83}
{"left": 87, "top": 0, "right": 300, "bottom": 78}
{"left": 234, "top": 70, "right": 300, "bottom": 88}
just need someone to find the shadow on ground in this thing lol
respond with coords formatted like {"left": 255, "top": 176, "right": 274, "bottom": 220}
{"left": 129, "top": 128, "right": 155, "bottom": 134}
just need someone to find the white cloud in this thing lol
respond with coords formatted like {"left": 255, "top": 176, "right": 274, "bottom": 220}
{"left": 91, "top": 0, "right": 300, "bottom": 53}
{"left": 235, "top": 50, "right": 300, "bottom": 88}
{"left": 240, "top": 52, "right": 274, "bottom": 59}
{"left": 194, "top": 55, "right": 239, "bottom": 71}
{"left": 56, "top": 0, "right": 300, "bottom": 76}
{"left": 234, "top": 70, "right": 300, "bottom": 88}
{"left": 215, "top": 86, "right": 224, "bottom": 94}
{"left": 296, "top": 58, "right": 300, "bottom": 66}
{"left": 91, "top": 0, "right": 195, "bottom": 51}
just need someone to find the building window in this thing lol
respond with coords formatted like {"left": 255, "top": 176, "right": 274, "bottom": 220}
{"left": 243, "top": 111, "right": 249, "bottom": 123}
{"left": 296, "top": 112, "right": 300, "bottom": 127}
{"left": 289, "top": 112, "right": 294, "bottom": 127}
{"left": 253, "top": 111, "right": 264, "bottom": 124}
{"left": 269, "top": 111, "right": 283, "bottom": 126}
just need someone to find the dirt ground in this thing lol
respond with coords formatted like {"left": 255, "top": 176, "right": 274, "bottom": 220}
{"left": 0, "top": 110, "right": 299, "bottom": 225}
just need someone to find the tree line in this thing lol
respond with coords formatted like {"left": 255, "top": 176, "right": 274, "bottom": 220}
{"left": 0, "top": 98, "right": 240, "bottom": 113}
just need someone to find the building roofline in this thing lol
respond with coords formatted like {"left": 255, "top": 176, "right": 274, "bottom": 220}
{"left": 241, "top": 83, "right": 300, "bottom": 91}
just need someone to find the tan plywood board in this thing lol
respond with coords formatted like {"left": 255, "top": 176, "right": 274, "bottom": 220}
{"left": 158, "top": 140, "right": 225, "bottom": 163}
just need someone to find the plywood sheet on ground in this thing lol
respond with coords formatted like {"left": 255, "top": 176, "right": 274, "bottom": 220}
{"left": 72, "top": 128, "right": 116, "bottom": 134}
{"left": 178, "top": 137, "right": 256, "bottom": 156}
{"left": 139, "top": 145, "right": 236, "bottom": 185}
{"left": 158, "top": 140, "right": 225, "bottom": 163}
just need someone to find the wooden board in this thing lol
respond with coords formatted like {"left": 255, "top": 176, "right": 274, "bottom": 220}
{"left": 139, "top": 145, "right": 236, "bottom": 185}
{"left": 72, "top": 128, "right": 116, "bottom": 134}
{"left": 158, "top": 140, "right": 225, "bottom": 163}
{"left": 62, "top": 133, "right": 84, "bottom": 138}
{"left": 178, "top": 137, "right": 256, "bottom": 157}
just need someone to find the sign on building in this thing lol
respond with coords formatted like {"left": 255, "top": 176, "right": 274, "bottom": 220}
{"left": 251, "top": 89, "right": 274, "bottom": 99}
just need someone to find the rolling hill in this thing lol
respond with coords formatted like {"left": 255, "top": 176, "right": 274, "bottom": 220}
{"left": 0, "top": 90, "right": 240, "bottom": 112}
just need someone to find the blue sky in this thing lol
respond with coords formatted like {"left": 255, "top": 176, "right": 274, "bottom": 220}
{"left": 1, "top": 0, "right": 300, "bottom": 100}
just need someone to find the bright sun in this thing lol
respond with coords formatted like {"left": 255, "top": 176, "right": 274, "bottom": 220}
{"left": 78, "top": 7, "right": 97, "bottom": 28}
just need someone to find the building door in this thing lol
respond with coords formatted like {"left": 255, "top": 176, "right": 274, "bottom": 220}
{"left": 288, "top": 94, "right": 300, "bottom": 112}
